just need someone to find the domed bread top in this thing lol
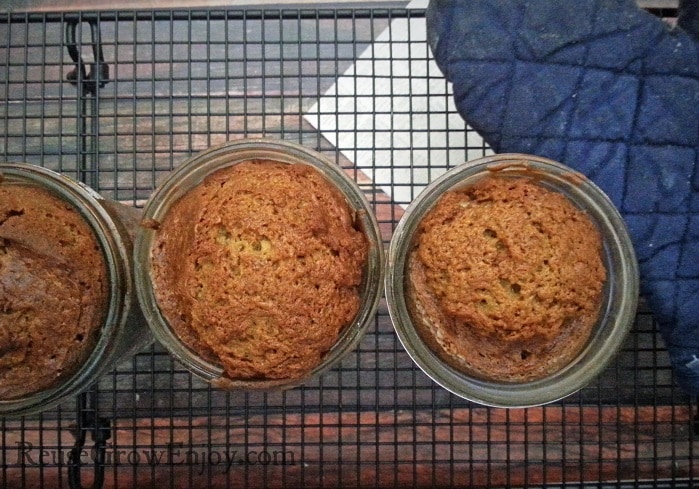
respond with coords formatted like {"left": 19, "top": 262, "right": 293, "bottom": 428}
{"left": 0, "top": 184, "right": 107, "bottom": 399}
{"left": 407, "top": 176, "right": 606, "bottom": 382}
{"left": 151, "top": 160, "right": 369, "bottom": 381}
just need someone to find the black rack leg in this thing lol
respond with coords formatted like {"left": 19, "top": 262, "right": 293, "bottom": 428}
{"left": 63, "top": 17, "right": 111, "bottom": 489}
{"left": 68, "top": 389, "right": 110, "bottom": 489}
{"left": 65, "top": 17, "right": 109, "bottom": 190}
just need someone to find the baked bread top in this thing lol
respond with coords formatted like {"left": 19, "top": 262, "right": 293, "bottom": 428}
{"left": 0, "top": 184, "right": 107, "bottom": 399}
{"left": 408, "top": 176, "right": 606, "bottom": 382}
{"left": 151, "top": 160, "right": 368, "bottom": 381}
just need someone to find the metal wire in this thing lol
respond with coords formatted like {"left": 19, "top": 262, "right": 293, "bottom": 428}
{"left": 0, "top": 6, "right": 696, "bottom": 489}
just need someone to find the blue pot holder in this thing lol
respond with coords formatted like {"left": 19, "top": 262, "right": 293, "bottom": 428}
{"left": 426, "top": 0, "right": 699, "bottom": 396}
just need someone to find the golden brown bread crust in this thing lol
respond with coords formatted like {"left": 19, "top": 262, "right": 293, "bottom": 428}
{"left": 151, "top": 160, "right": 368, "bottom": 381}
{"left": 407, "top": 176, "right": 606, "bottom": 382}
{"left": 0, "top": 184, "right": 107, "bottom": 399}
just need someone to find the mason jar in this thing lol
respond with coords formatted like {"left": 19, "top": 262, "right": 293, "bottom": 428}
{"left": 386, "top": 153, "right": 639, "bottom": 407}
{"left": 134, "top": 138, "right": 384, "bottom": 390}
{"left": 0, "top": 163, "right": 151, "bottom": 417}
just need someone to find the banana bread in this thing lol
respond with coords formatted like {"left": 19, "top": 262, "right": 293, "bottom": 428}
{"left": 150, "top": 160, "right": 368, "bottom": 381}
{"left": 0, "top": 184, "right": 107, "bottom": 399}
{"left": 407, "top": 176, "right": 606, "bottom": 382}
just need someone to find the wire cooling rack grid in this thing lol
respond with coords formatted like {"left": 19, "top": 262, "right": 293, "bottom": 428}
{"left": 0, "top": 6, "right": 696, "bottom": 488}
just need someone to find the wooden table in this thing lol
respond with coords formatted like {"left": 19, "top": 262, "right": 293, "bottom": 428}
{"left": 0, "top": 5, "right": 696, "bottom": 488}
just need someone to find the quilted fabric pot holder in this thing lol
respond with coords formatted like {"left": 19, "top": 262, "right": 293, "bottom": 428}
{"left": 426, "top": 0, "right": 699, "bottom": 395}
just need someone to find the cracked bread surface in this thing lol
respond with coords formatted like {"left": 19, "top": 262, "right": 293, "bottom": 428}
{"left": 0, "top": 184, "right": 107, "bottom": 399}
{"left": 151, "top": 160, "right": 368, "bottom": 381}
{"left": 407, "top": 176, "right": 606, "bottom": 382}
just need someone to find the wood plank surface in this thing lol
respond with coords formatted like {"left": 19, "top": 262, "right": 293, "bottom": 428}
{"left": 2, "top": 406, "right": 696, "bottom": 488}
{"left": 1, "top": 7, "right": 695, "bottom": 489}
{"left": 5, "top": 0, "right": 680, "bottom": 14}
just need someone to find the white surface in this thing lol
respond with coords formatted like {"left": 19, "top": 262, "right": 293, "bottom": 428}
{"left": 304, "top": 0, "right": 489, "bottom": 208}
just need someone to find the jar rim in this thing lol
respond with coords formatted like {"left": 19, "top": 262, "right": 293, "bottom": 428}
{"left": 386, "top": 153, "right": 639, "bottom": 408}
{"left": 0, "top": 162, "right": 133, "bottom": 416}
{"left": 134, "top": 138, "right": 385, "bottom": 390}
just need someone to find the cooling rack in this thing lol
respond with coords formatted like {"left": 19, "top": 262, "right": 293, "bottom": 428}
{"left": 0, "top": 5, "right": 697, "bottom": 488}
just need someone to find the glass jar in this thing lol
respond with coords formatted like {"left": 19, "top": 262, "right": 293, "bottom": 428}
{"left": 386, "top": 154, "right": 639, "bottom": 407}
{"left": 0, "top": 163, "right": 152, "bottom": 417}
{"left": 134, "top": 138, "right": 384, "bottom": 390}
